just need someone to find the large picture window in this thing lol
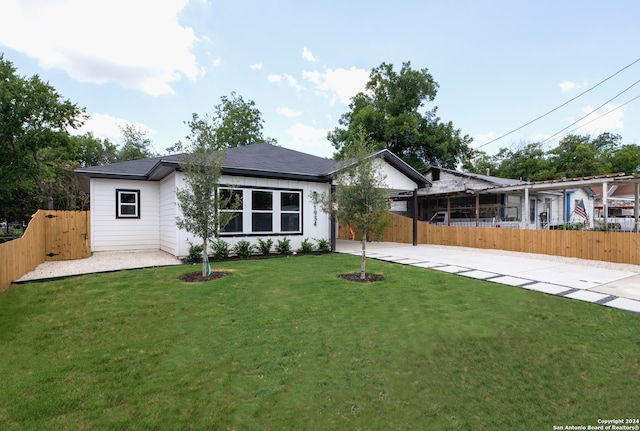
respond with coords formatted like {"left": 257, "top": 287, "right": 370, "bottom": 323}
{"left": 116, "top": 189, "right": 140, "bottom": 219}
{"left": 218, "top": 187, "right": 302, "bottom": 235}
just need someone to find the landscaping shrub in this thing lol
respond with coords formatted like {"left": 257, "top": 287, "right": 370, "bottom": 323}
{"left": 256, "top": 238, "right": 273, "bottom": 256}
{"left": 275, "top": 237, "right": 291, "bottom": 255}
{"left": 233, "top": 240, "right": 253, "bottom": 259}
{"left": 211, "top": 239, "right": 230, "bottom": 260}
{"left": 298, "top": 238, "right": 314, "bottom": 254}
{"left": 315, "top": 238, "right": 331, "bottom": 253}
{"left": 187, "top": 243, "right": 204, "bottom": 263}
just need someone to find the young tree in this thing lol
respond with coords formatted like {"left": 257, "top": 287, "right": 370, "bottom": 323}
{"left": 175, "top": 117, "right": 240, "bottom": 276}
{"left": 319, "top": 129, "right": 391, "bottom": 280}
{"left": 328, "top": 61, "right": 473, "bottom": 172}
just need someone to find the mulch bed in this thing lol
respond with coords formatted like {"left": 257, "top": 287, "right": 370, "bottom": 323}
{"left": 179, "top": 271, "right": 230, "bottom": 282}
{"left": 339, "top": 273, "right": 386, "bottom": 282}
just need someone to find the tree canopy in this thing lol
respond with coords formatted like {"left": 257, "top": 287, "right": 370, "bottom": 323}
{"left": 168, "top": 92, "right": 275, "bottom": 153}
{"left": 464, "top": 132, "right": 640, "bottom": 180}
{"left": 328, "top": 61, "right": 473, "bottom": 172}
{"left": 0, "top": 53, "right": 86, "bottom": 221}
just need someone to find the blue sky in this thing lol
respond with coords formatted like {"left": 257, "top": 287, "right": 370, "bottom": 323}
{"left": 1, "top": 0, "right": 639, "bottom": 160}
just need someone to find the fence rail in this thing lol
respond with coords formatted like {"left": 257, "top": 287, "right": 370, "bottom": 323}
{"left": 339, "top": 213, "right": 640, "bottom": 266}
{"left": 0, "top": 210, "right": 90, "bottom": 293}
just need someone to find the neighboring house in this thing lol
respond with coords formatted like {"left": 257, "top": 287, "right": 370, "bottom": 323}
{"left": 75, "top": 143, "right": 429, "bottom": 256}
{"left": 400, "top": 167, "right": 597, "bottom": 229}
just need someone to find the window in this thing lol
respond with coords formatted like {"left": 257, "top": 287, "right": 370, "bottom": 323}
{"left": 218, "top": 187, "right": 303, "bottom": 236}
{"left": 281, "top": 192, "right": 301, "bottom": 232}
{"left": 220, "top": 189, "right": 243, "bottom": 233}
{"left": 252, "top": 190, "right": 273, "bottom": 232}
{"left": 116, "top": 189, "right": 140, "bottom": 219}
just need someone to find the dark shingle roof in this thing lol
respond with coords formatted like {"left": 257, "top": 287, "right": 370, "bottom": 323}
{"left": 76, "top": 143, "right": 430, "bottom": 189}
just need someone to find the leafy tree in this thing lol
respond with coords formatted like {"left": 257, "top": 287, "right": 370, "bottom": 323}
{"left": 328, "top": 61, "right": 473, "bottom": 172}
{"left": 167, "top": 92, "right": 275, "bottom": 153}
{"left": 69, "top": 132, "right": 118, "bottom": 167}
{"left": 547, "top": 134, "right": 614, "bottom": 178}
{"left": 608, "top": 143, "right": 640, "bottom": 174}
{"left": 117, "top": 124, "right": 157, "bottom": 161}
{"left": 0, "top": 53, "right": 85, "bottom": 221}
{"left": 317, "top": 129, "right": 391, "bottom": 280}
{"left": 175, "top": 117, "right": 241, "bottom": 276}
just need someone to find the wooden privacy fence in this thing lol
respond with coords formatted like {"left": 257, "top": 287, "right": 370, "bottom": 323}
{"left": 339, "top": 213, "right": 640, "bottom": 265}
{"left": 0, "top": 210, "right": 90, "bottom": 293}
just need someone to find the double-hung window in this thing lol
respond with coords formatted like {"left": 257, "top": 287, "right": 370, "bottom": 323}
{"left": 116, "top": 189, "right": 140, "bottom": 219}
{"left": 251, "top": 190, "right": 273, "bottom": 232}
{"left": 281, "top": 191, "right": 301, "bottom": 232}
{"left": 220, "top": 188, "right": 243, "bottom": 233}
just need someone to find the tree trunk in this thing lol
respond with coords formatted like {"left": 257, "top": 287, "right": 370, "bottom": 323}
{"left": 360, "top": 232, "right": 367, "bottom": 280}
{"left": 202, "top": 237, "right": 208, "bottom": 277}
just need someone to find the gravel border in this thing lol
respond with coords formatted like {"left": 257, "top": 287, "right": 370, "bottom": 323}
{"left": 16, "top": 250, "right": 182, "bottom": 282}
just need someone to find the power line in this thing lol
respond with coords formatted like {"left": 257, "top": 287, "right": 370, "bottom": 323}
{"left": 539, "top": 78, "right": 640, "bottom": 145}
{"left": 476, "top": 56, "right": 640, "bottom": 150}
{"left": 540, "top": 93, "right": 640, "bottom": 144}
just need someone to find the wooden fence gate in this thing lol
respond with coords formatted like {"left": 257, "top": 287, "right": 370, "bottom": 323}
{"left": 43, "top": 210, "right": 90, "bottom": 261}
{"left": 1, "top": 210, "right": 91, "bottom": 293}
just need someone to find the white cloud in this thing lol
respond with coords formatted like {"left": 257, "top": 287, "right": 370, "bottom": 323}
{"left": 318, "top": 67, "right": 369, "bottom": 105}
{"left": 575, "top": 103, "right": 624, "bottom": 134}
{"left": 276, "top": 107, "right": 302, "bottom": 118}
{"left": 73, "top": 112, "right": 154, "bottom": 142}
{"left": 250, "top": 63, "right": 262, "bottom": 71}
{"left": 302, "top": 69, "right": 321, "bottom": 84}
{"left": 474, "top": 131, "right": 495, "bottom": 146}
{"left": 268, "top": 74, "right": 282, "bottom": 83}
{"left": 284, "top": 122, "right": 333, "bottom": 157}
{"left": 0, "top": 0, "right": 202, "bottom": 96}
{"left": 212, "top": 57, "right": 222, "bottom": 67}
{"left": 559, "top": 80, "right": 588, "bottom": 93}
{"left": 285, "top": 74, "right": 305, "bottom": 92}
{"left": 302, "top": 47, "right": 318, "bottom": 63}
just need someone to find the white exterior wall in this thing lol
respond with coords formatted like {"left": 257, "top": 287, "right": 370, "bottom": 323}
{"left": 174, "top": 173, "right": 332, "bottom": 257}
{"left": 90, "top": 178, "right": 160, "bottom": 252}
{"left": 159, "top": 173, "right": 177, "bottom": 255}
{"left": 376, "top": 160, "right": 419, "bottom": 191}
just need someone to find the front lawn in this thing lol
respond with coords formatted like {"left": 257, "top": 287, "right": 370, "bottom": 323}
{"left": 0, "top": 254, "right": 638, "bottom": 430}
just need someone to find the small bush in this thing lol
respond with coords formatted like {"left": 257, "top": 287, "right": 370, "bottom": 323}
{"left": 211, "top": 239, "right": 230, "bottom": 260}
{"left": 298, "top": 238, "right": 314, "bottom": 254}
{"left": 315, "top": 238, "right": 331, "bottom": 253}
{"left": 187, "top": 243, "right": 204, "bottom": 263}
{"left": 233, "top": 240, "right": 253, "bottom": 259}
{"left": 275, "top": 237, "right": 291, "bottom": 255}
{"left": 256, "top": 238, "right": 273, "bottom": 256}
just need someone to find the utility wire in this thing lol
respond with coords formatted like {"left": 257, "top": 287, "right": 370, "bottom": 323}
{"left": 476, "top": 56, "right": 640, "bottom": 149}
{"left": 539, "top": 78, "right": 640, "bottom": 145}
{"left": 540, "top": 93, "right": 640, "bottom": 144}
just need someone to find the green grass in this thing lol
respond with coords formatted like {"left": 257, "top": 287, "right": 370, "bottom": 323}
{"left": 0, "top": 254, "right": 639, "bottom": 430}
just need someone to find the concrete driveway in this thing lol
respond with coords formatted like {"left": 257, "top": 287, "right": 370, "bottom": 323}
{"left": 336, "top": 240, "right": 640, "bottom": 314}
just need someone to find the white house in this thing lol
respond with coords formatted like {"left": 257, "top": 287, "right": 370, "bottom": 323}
{"left": 75, "top": 143, "right": 430, "bottom": 256}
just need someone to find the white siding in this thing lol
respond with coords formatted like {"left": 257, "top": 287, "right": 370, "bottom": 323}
{"left": 90, "top": 178, "right": 160, "bottom": 252}
{"left": 377, "top": 160, "right": 419, "bottom": 191}
{"left": 159, "top": 173, "right": 177, "bottom": 255}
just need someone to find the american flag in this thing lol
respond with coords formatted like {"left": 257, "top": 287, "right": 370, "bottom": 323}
{"left": 575, "top": 199, "right": 588, "bottom": 221}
